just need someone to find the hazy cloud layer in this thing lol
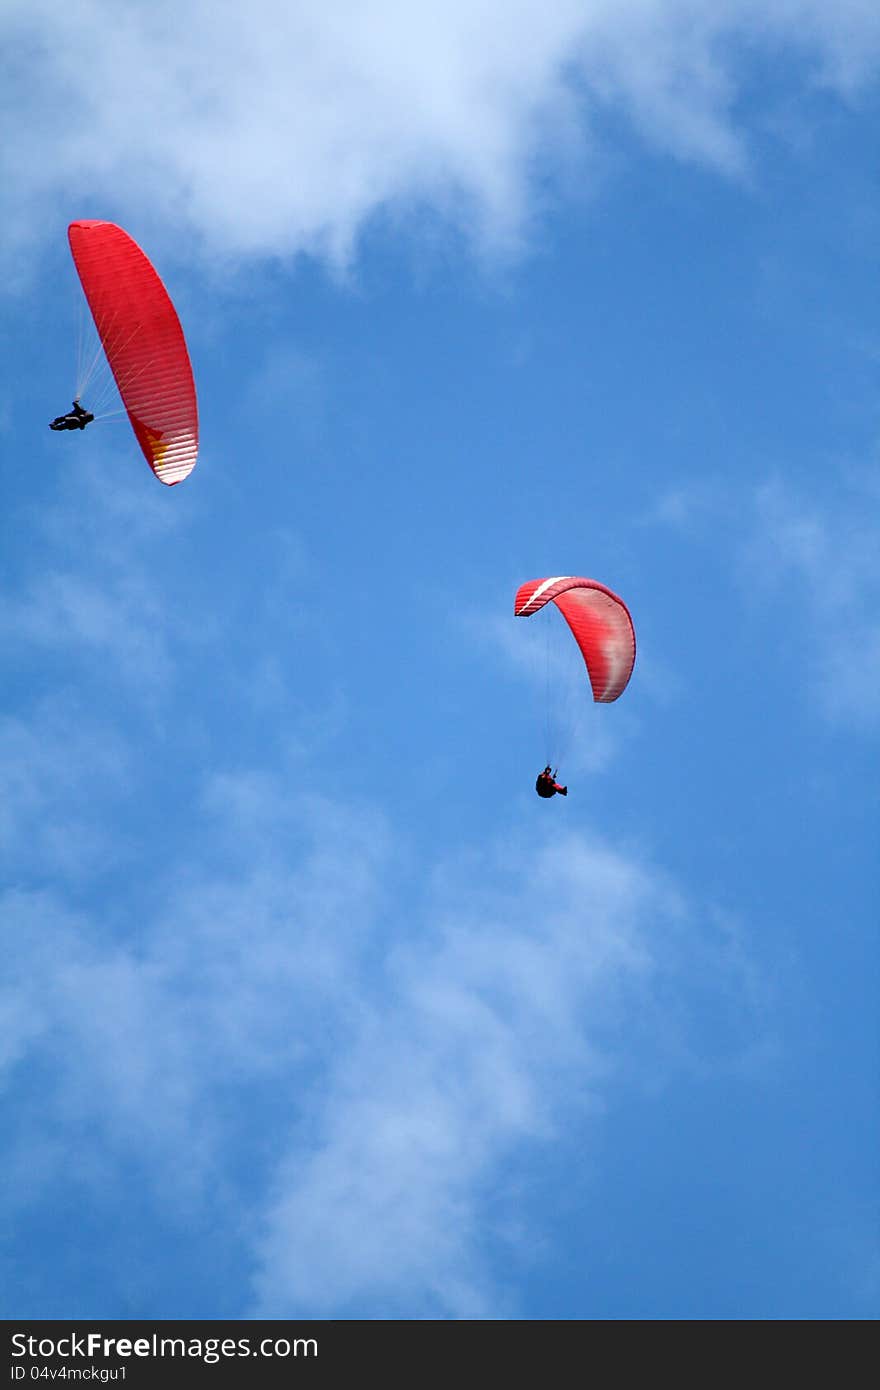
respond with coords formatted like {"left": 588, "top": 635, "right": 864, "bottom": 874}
{"left": 3, "top": 1, "right": 880, "bottom": 268}
{"left": 1, "top": 758, "right": 764, "bottom": 1315}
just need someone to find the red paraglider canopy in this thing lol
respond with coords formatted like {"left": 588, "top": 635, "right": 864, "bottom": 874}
{"left": 515, "top": 576, "right": 636, "bottom": 703}
{"left": 68, "top": 220, "right": 198, "bottom": 486}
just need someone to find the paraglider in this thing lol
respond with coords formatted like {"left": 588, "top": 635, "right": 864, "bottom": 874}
{"left": 54, "top": 220, "right": 198, "bottom": 486}
{"left": 515, "top": 576, "right": 636, "bottom": 798}
{"left": 49, "top": 399, "right": 93, "bottom": 431}
{"left": 536, "top": 766, "right": 567, "bottom": 798}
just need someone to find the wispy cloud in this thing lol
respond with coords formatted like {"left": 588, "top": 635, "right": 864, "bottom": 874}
{"left": 0, "top": 786, "right": 391, "bottom": 1202}
{"left": 0, "top": 455, "right": 205, "bottom": 698}
{"left": 1, "top": 569, "right": 174, "bottom": 687}
{"left": 0, "top": 699, "right": 130, "bottom": 883}
{"left": 745, "top": 476, "right": 880, "bottom": 726}
{"left": 645, "top": 469, "right": 880, "bottom": 727}
{"left": 3, "top": 1, "right": 879, "bottom": 269}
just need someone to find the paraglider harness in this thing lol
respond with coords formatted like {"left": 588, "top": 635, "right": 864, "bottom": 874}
{"left": 50, "top": 400, "right": 94, "bottom": 431}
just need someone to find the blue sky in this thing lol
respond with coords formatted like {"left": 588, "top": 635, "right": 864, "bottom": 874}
{"left": 2, "top": 1, "right": 878, "bottom": 1320}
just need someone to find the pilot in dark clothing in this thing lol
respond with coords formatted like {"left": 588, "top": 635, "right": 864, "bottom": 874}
{"left": 50, "top": 400, "right": 94, "bottom": 431}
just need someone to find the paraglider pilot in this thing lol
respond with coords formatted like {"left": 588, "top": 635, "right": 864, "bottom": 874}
{"left": 536, "top": 766, "right": 567, "bottom": 798}
{"left": 50, "top": 399, "right": 94, "bottom": 431}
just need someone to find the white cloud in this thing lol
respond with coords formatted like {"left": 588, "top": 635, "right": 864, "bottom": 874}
{"left": 250, "top": 829, "right": 670, "bottom": 1316}
{"left": 3, "top": 1, "right": 879, "bottom": 270}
